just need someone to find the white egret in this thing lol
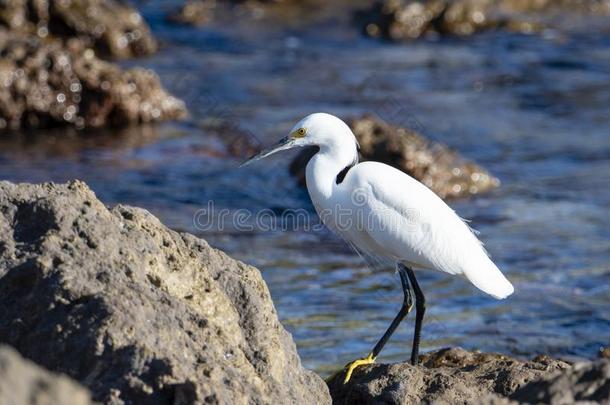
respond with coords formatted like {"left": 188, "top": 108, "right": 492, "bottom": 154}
{"left": 242, "top": 113, "right": 514, "bottom": 383}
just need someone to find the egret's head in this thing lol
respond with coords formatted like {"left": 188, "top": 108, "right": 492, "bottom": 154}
{"left": 241, "top": 113, "right": 358, "bottom": 166}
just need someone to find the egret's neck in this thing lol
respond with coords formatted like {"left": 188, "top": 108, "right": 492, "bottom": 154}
{"left": 305, "top": 143, "right": 358, "bottom": 201}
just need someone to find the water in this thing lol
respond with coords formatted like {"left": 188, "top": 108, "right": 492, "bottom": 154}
{"left": 1, "top": 2, "right": 609, "bottom": 376}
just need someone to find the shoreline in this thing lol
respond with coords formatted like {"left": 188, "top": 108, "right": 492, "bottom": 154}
{"left": 0, "top": 180, "right": 607, "bottom": 404}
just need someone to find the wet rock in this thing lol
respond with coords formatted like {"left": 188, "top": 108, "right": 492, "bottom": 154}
{"left": 0, "top": 30, "right": 186, "bottom": 130}
{"left": 289, "top": 114, "right": 499, "bottom": 200}
{"left": 0, "top": 180, "right": 330, "bottom": 404}
{"left": 168, "top": 0, "right": 315, "bottom": 26}
{"left": 0, "top": 0, "right": 157, "bottom": 59}
{"left": 511, "top": 359, "right": 610, "bottom": 404}
{"left": 0, "top": 344, "right": 93, "bottom": 405}
{"left": 356, "top": 0, "right": 610, "bottom": 40}
{"left": 168, "top": 0, "right": 218, "bottom": 26}
{"left": 199, "top": 117, "right": 263, "bottom": 158}
{"left": 327, "top": 347, "right": 570, "bottom": 404}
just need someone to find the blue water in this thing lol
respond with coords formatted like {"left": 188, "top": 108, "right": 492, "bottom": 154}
{"left": 1, "top": 1, "right": 609, "bottom": 375}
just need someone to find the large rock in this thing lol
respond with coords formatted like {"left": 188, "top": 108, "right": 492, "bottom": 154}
{"left": 0, "top": 180, "right": 330, "bottom": 404}
{"left": 0, "top": 0, "right": 157, "bottom": 59}
{"left": 289, "top": 114, "right": 499, "bottom": 200}
{"left": 0, "top": 344, "right": 94, "bottom": 405}
{"left": 0, "top": 30, "right": 186, "bottom": 130}
{"left": 356, "top": 0, "right": 610, "bottom": 40}
{"left": 328, "top": 347, "right": 610, "bottom": 404}
{"left": 327, "top": 347, "right": 571, "bottom": 404}
{"left": 511, "top": 359, "right": 610, "bottom": 404}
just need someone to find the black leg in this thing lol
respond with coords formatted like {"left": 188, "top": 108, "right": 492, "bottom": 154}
{"left": 341, "top": 265, "right": 416, "bottom": 383}
{"left": 402, "top": 265, "right": 426, "bottom": 365}
{"left": 370, "top": 265, "right": 413, "bottom": 358}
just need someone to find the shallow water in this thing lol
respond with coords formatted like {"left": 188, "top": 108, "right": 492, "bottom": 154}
{"left": 1, "top": 2, "right": 610, "bottom": 375}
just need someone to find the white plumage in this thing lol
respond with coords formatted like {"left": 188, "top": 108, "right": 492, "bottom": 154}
{"left": 298, "top": 113, "right": 513, "bottom": 299}
{"left": 319, "top": 161, "right": 513, "bottom": 299}
{"left": 243, "top": 112, "right": 514, "bottom": 379}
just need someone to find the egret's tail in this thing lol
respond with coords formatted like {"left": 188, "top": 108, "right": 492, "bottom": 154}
{"left": 463, "top": 256, "right": 514, "bottom": 299}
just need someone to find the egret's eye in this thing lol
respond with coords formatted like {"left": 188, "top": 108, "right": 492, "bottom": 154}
{"left": 293, "top": 128, "right": 307, "bottom": 138}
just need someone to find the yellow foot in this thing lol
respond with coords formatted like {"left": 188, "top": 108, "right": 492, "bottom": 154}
{"left": 343, "top": 353, "right": 376, "bottom": 384}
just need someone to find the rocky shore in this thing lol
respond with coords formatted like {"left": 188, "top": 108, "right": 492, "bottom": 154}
{"left": 0, "top": 31, "right": 186, "bottom": 130}
{"left": 0, "top": 0, "right": 185, "bottom": 131}
{"left": 0, "top": 180, "right": 608, "bottom": 404}
{"left": 0, "top": 0, "right": 157, "bottom": 59}
{"left": 356, "top": 0, "right": 610, "bottom": 41}
{"left": 167, "top": 0, "right": 610, "bottom": 39}
{"left": 328, "top": 347, "right": 610, "bottom": 404}
{"left": 0, "top": 180, "right": 328, "bottom": 404}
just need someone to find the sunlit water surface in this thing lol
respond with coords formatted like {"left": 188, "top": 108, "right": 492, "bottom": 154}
{"left": 1, "top": 2, "right": 609, "bottom": 375}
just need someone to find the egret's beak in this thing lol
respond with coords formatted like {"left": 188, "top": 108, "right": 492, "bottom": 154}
{"left": 240, "top": 136, "right": 295, "bottom": 167}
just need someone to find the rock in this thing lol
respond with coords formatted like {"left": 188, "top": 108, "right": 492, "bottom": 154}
{"left": 0, "top": 0, "right": 157, "bottom": 59}
{"left": 168, "top": 0, "right": 218, "bottom": 26}
{"left": 0, "top": 180, "right": 330, "bottom": 404}
{"left": 356, "top": 0, "right": 610, "bottom": 41}
{"left": 327, "top": 347, "right": 570, "bottom": 404}
{"left": 511, "top": 360, "right": 610, "bottom": 404}
{"left": 289, "top": 114, "right": 499, "bottom": 200}
{"left": 199, "top": 117, "right": 263, "bottom": 158}
{"left": 0, "top": 30, "right": 186, "bottom": 130}
{"left": 0, "top": 344, "right": 93, "bottom": 405}
{"left": 168, "top": 0, "right": 310, "bottom": 26}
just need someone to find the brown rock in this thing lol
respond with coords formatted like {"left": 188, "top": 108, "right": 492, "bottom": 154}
{"left": 511, "top": 359, "right": 610, "bottom": 404}
{"left": 168, "top": 0, "right": 218, "bottom": 26}
{"left": 199, "top": 117, "right": 263, "bottom": 158}
{"left": 167, "top": 0, "right": 321, "bottom": 27}
{"left": 0, "top": 180, "right": 330, "bottom": 404}
{"left": 289, "top": 114, "right": 499, "bottom": 200}
{"left": 0, "top": 0, "right": 157, "bottom": 59}
{"left": 0, "top": 344, "right": 94, "bottom": 405}
{"left": 0, "top": 30, "right": 186, "bottom": 130}
{"left": 327, "top": 347, "right": 570, "bottom": 404}
{"left": 356, "top": 0, "right": 610, "bottom": 40}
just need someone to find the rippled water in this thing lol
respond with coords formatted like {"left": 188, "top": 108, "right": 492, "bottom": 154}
{"left": 1, "top": 2, "right": 609, "bottom": 375}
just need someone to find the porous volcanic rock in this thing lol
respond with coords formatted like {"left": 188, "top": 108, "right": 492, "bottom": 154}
{"left": 289, "top": 114, "right": 499, "bottom": 200}
{"left": 0, "top": 30, "right": 186, "bottom": 130}
{"left": 0, "top": 0, "right": 157, "bottom": 59}
{"left": 0, "top": 344, "right": 94, "bottom": 405}
{"left": 0, "top": 180, "right": 330, "bottom": 404}
{"left": 356, "top": 0, "right": 610, "bottom": 40}
{"left": 327, "top": 347, "right": 571, "bottom": 404}
{"left": 511, "top": 359, "right": 610, "bottom": 404}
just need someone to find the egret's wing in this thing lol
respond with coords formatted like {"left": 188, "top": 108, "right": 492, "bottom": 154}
{"left": 347, "top": 162, "right": 513, "bottom": 299}
{"left": 312, "top": 198, "right": 391, "bottom": 271}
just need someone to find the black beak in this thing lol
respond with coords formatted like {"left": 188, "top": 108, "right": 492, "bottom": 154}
{"left": 240, "top": 136, "right": 294, "bottom": 167}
